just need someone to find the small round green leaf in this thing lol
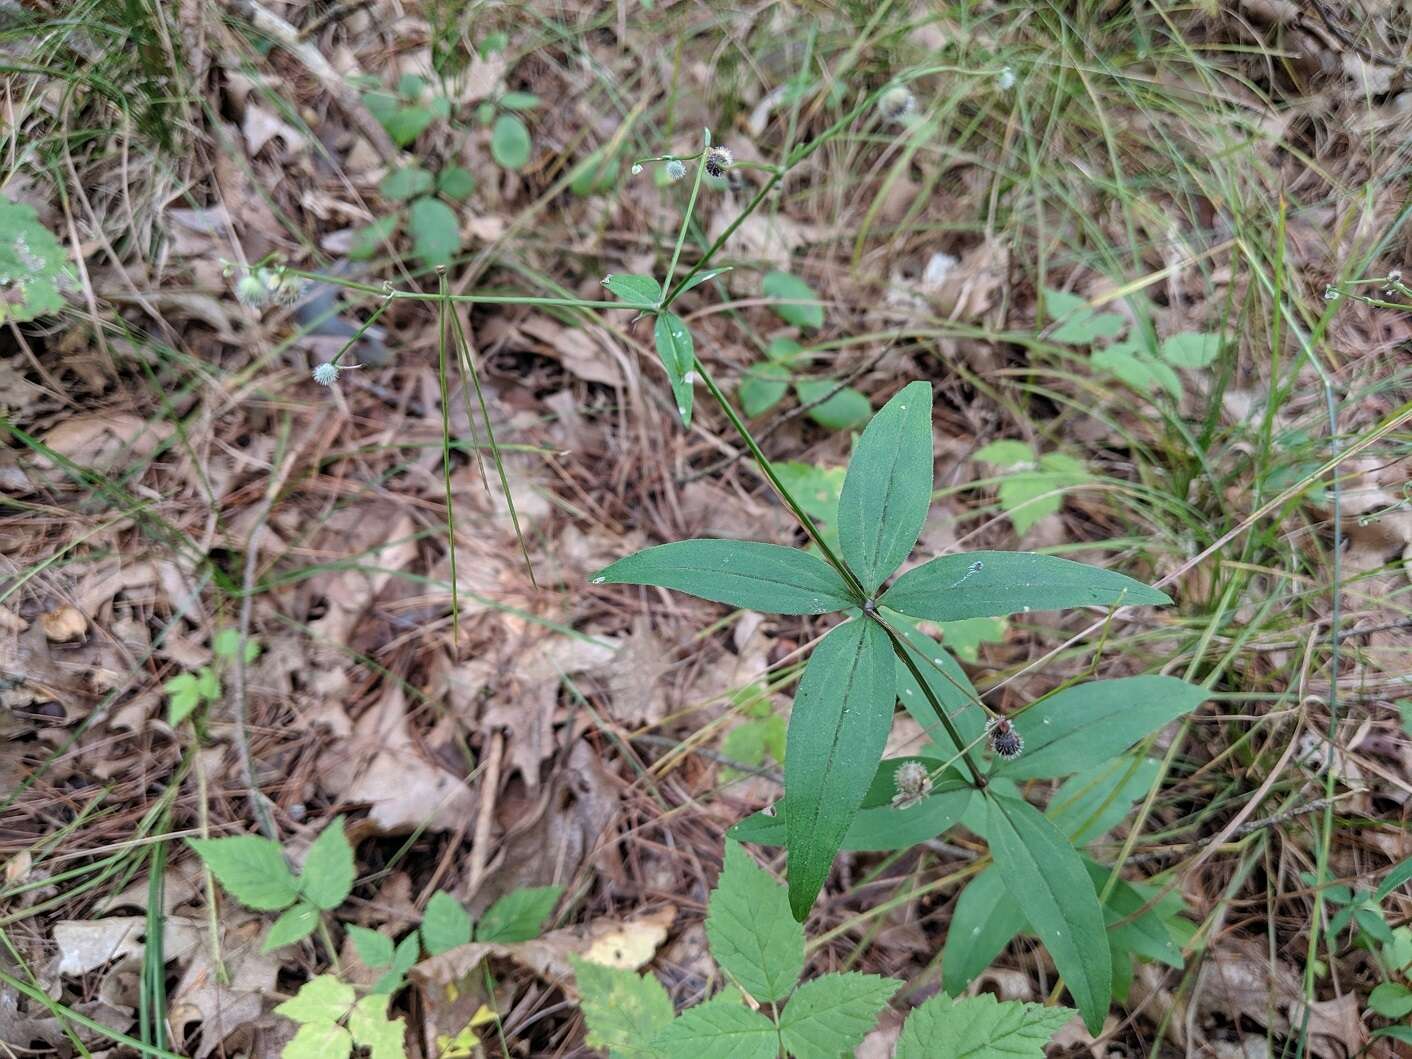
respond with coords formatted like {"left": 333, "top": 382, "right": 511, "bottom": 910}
{"left": 407, "top": 197, "right": 461, "bottom": 267}
{"left": 762, "top": 270, "right": 824, "bottom": 329}
{"left": 491, "top": 114, "right": 531, "bottom": 169}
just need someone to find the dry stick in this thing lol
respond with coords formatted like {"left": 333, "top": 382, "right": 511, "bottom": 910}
{"left": 466, "top": 731, "right": 506, "bottom": 899}
{"left": 224, "top": 0, "right": 397, "bottom": 162}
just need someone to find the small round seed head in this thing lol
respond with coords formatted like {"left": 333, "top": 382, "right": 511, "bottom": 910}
{"left": 631, "top": 163, "right": 644, "bottom": 175}
{"left": 1388, "top": 269, "right": 1402, "bottom": 284}
{"left": 267, "top": 269, "right": 306, "bottom": 306}
{"left": 312, "top": 362, "right": 341, "bottom": 386}
{"left": 704, "top": 145, "right": 733, "bottom": 178}
{"left": 997, "top": 66, "right": 1017, "bottom": 91}
{"left": 987, "top": 717, "right": 1024, "bottom": 760}
{"left": 235, "top": 272, "right": 271, "bottom": 308}
{"left": 1323, "top": 286, "right": 1340, "bottom": 302}
{"left": 665, "top": 159, "right": 687, "bottom": 182}
{"left": 891, "top": 760, "right": 932, "bottom": 810}
{"left": 878, "top": 86, "right": 917, "bottom": 125}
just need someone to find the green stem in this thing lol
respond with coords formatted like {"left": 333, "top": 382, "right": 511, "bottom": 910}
{"left": 0, "top": 966, "right": 187, "bottom": 1059}
{"left": 662, "top": 131, "right": 710, "bottom": 299}
{"left": 692, "top": 361, "right": 867, "bottom": 601}
{"left": 872, "top": 614, "right": 986, "bottom": 785}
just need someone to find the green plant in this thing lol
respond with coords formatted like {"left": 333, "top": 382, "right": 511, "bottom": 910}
{"left": 187, "top": 816, "right": 354, "bottom": 953}
{"left": 0, "top": 197, "right": 70, "bottom": 324}
{"left": 1316, "top": 859, "right": 1412, "bottom": 1031}
{"left": 594, "top": 376, "right": 1207, "bottom": 1031}
{"left": 274, "top": 975, "right": 406, "bottom": 1059}
{"left": 736, "top": 272, "right": 870, "bottom": 429}
{"left": 349, "top": 884, "right": 562, "bottom": 993}
{"left": 362, "top": 74, "right": 451, "bottom": 149}
{"left": 572, "top": 840, "right": 1074, "bottom": 1057}
{"left": 351, "top": 158, "right": 475, "bottom": 268}
{"left": 474, "top": 90, "right": 539, "bottom": 171}
{"left": 163, "top": 629, "right": 260, "bottom": 726}
{"left": 972, "top": 439, "right": 1091, "bottom": 536}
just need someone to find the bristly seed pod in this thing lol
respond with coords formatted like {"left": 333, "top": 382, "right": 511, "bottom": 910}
{"left": 665, "top": 159, "right": 687, "bottom": 182}
{"left": 987, "top": 717, "right": 1023, "bottom": 760}
{"left": 891, "top": 760, "right": 932, "bottom": 810}
{"left": 704, "top": 145, "right": 733, "bottom": 178}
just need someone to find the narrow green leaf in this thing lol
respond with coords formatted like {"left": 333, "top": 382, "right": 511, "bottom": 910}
{"left": 940, "top": 866, "right": 1026, "bottom": 995}
{"left": 603, "top": 273, "right": 661, "bottom": 307}
{"left": 761, "top": 270, "right": 824, "bottom": 329}
{"left": 794, "top": 379, "right": 870, "bottom": 430}
{"left": 437, "top": 165, "right": 476, "bottom": 200}
{"left": 995, "top": 675, "right": 1207, "bottom": 780}
{"left": 571, "top": 956, "right": 675, "bottom": 1058}
{"left": 732, "top": 783, "right": 971, "bottom": 853}
{"left": 739, "top": 362, "right": 791, "bottom": 418}
{"left": 275, "top": 974, "right": 356, "bottom": 1024}
{"left": 477, "top": 885, "right": 561, "bottom": 942}
{"left": 881, "top": 551, "right": 1170, "bottom": 623}
{"left": 777, "top": 973, "right": 898, "bottom": 1058}
{"left": 1159, "top": 331, "right": 1221, "bottom": 368}
{"left": 593, "top": 540, "right": 855, "bottom": 615}
{"left": 785, "top": 619, "right": 896, "bottom": 919}
{"left": 379, "top": 165, "right": 434, "bottom": 201}
{"left": 349, "top": 214, "right": 399, "bottom": 260}
{"left": 987, "top": 793, "right": 1110, "bottom": 1033}
{"left": 680, "top": 267, "right": 732, "bottom": 294}
{"left": 407, "top": 196, "right": 460, "bottom": 267}
{"left": 705, "top": 841, "right": 803, "bottom": 1002}
{"left": 499, "top": 91, "right": 541, "bottom": 110}
{"left": 187, "top": 835, "right": 300, "bottom": 911}
{"left": 652, "top": 995, "right": 776, "bottom": 1058}
{"left": 837, "top": 381, "right": 933, "bottom": 593}
{"left": 1085, "top": 860, "right": 1183, "bottom": 969}
{"left": 1048, "top": 755, "right": 1160, "bottom": 846}
{"left": 895, "top": 992, "right": 1074, "bottom": 1058}
{"left": 1375, "top": 856, "right": 1412, "bottom": 902}
{"left": 262, "top": 900, "right": 320, "bottom": 951}
{"left": 300, "top": 816, "right": 354, "bottom": 910}
{"left": 347, "top": 925, "right": 395, "bottom": 968}
{"left": 283, "top": 1022, "right": 352, "bottom": 1059}
{"left": 653, "top": 313, "right": 696, "bottom": 426}
{"left": 421, "top": 890, "right": 473, "bottom": 954}
{"left": 347, "top": 993, "right": 408, "bottom": 1059}
{"left": 490, "top": 113, "right": 531, "bottom": 169}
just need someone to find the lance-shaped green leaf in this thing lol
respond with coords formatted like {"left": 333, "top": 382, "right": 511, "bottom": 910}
{"left": 729, "top": 780, "right": 971, "bottom": 853}
{"left": 705, "top": 841, "right": 803, "bottom": 1002}
{"left": 654, "top": 313, "right": 696, "bottom": 426}
{"left": 987, "top": 793, "right": 1110, "bottom": 1033}
{"left": 592, "top": 540, "right": 855, "bottom": 615}
{"left": 940, "top": 866, "right": 1027, "bottom": 995}
{"left": 885, "top": 613, "right": 985, "bottom": 780}
{"left": 785, "top": 619, "right": 896, "bottom": 919}
{"left": 1085, "top": 859, "right": 1184, "bottom": 969}
{"left": 881, "top": 551, "right": 1170, "bottom": 622}
{"left": 994, "top": 675, "right": 1207, "bottom": 781}
{"left": 837, "top": 381, "right": 933, "bottom": 593}
{"left": 603, "top": 273, "right": 661, "bottom": 307}
{"left": 1047, "top": 755, "right": 1161, "bottom": 846}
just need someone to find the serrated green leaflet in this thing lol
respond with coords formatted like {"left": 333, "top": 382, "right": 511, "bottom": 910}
{"left": 837, "top": 381, "right": 933, "bottom": 593}
{"left": 263, "top": 900, "right": 319, "bottom": 951}
{"left": 895, "top": 992, "right": 1074, "bottom": 1058}
{"left": 347, "top": 994, "right": 408, "bottom": 1059}
{"left": 347, "top": 924, "right": 394, "bottom": 967}
{"left": 571, "top": 956, "right": 675, "bottom": 1058}
{"left": 994, "top": 675, "right": 1207, "bottom": 780}
{"left": 187, "top": 835, "right": 300, "bottom": 911}
{"left": 421, "top": 890, "right": 472, "bottom": 954}
{"left": 603, "top": 273, "right": 661, "bottom": 307}
{"left": 651, "top": 995, "right": 776, "bottom": 1058}
{"left": 593, "top": 539, "right": 854, "bottom": 615}
{"left": 987, "top": 793, "right": 1110, "bottom": 1033}
{"left": 654, "top": 312, "right": 696, "bottom": 426}
{"left": 940, "top": 866, "right": 1027, "bottom": 996}
{"left": 300, "top": 816, "right": 354, "bottom": 910}
{"left": 777, "top": 973, "right": 898, "bottom": 1058}
{"left": 784, "top": 619, "right": 896, "bottom": 919}
{"left": 477, "top": 884, "right": 561, "bottom": 942}
{"left": 0, "top": 198, "right": 69, "bottom": 323}
{"left": 881, "top": 551, "right": 1170, "bottom": 622}
{"left": 283, "top": 1021, "right": 352, "bottom": 1059}
{"left": 275, "top": 974, "right": 355, "bottom": 1023}
{"left": 705, "top": 841, "right": 802, "bottom": 1002}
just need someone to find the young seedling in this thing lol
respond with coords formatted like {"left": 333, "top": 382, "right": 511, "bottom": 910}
{"left": 164, "top": 628, "right": 260, "bottom": 726}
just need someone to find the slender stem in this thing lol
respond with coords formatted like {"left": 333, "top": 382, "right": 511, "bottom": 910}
{"left": 692, "top": 361, "right": 868, "bottom": 601}
{"left": 874, "top": 615, "right": 986, "bottom": 785}
{"left": 663, "top": 132, "right": 709, "bottom": 300}
{"left": 328, "top": 295, "right": 391, "bottom": 367}
{"left": 435, "top": 267, "right": 462, "bottom": 640}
